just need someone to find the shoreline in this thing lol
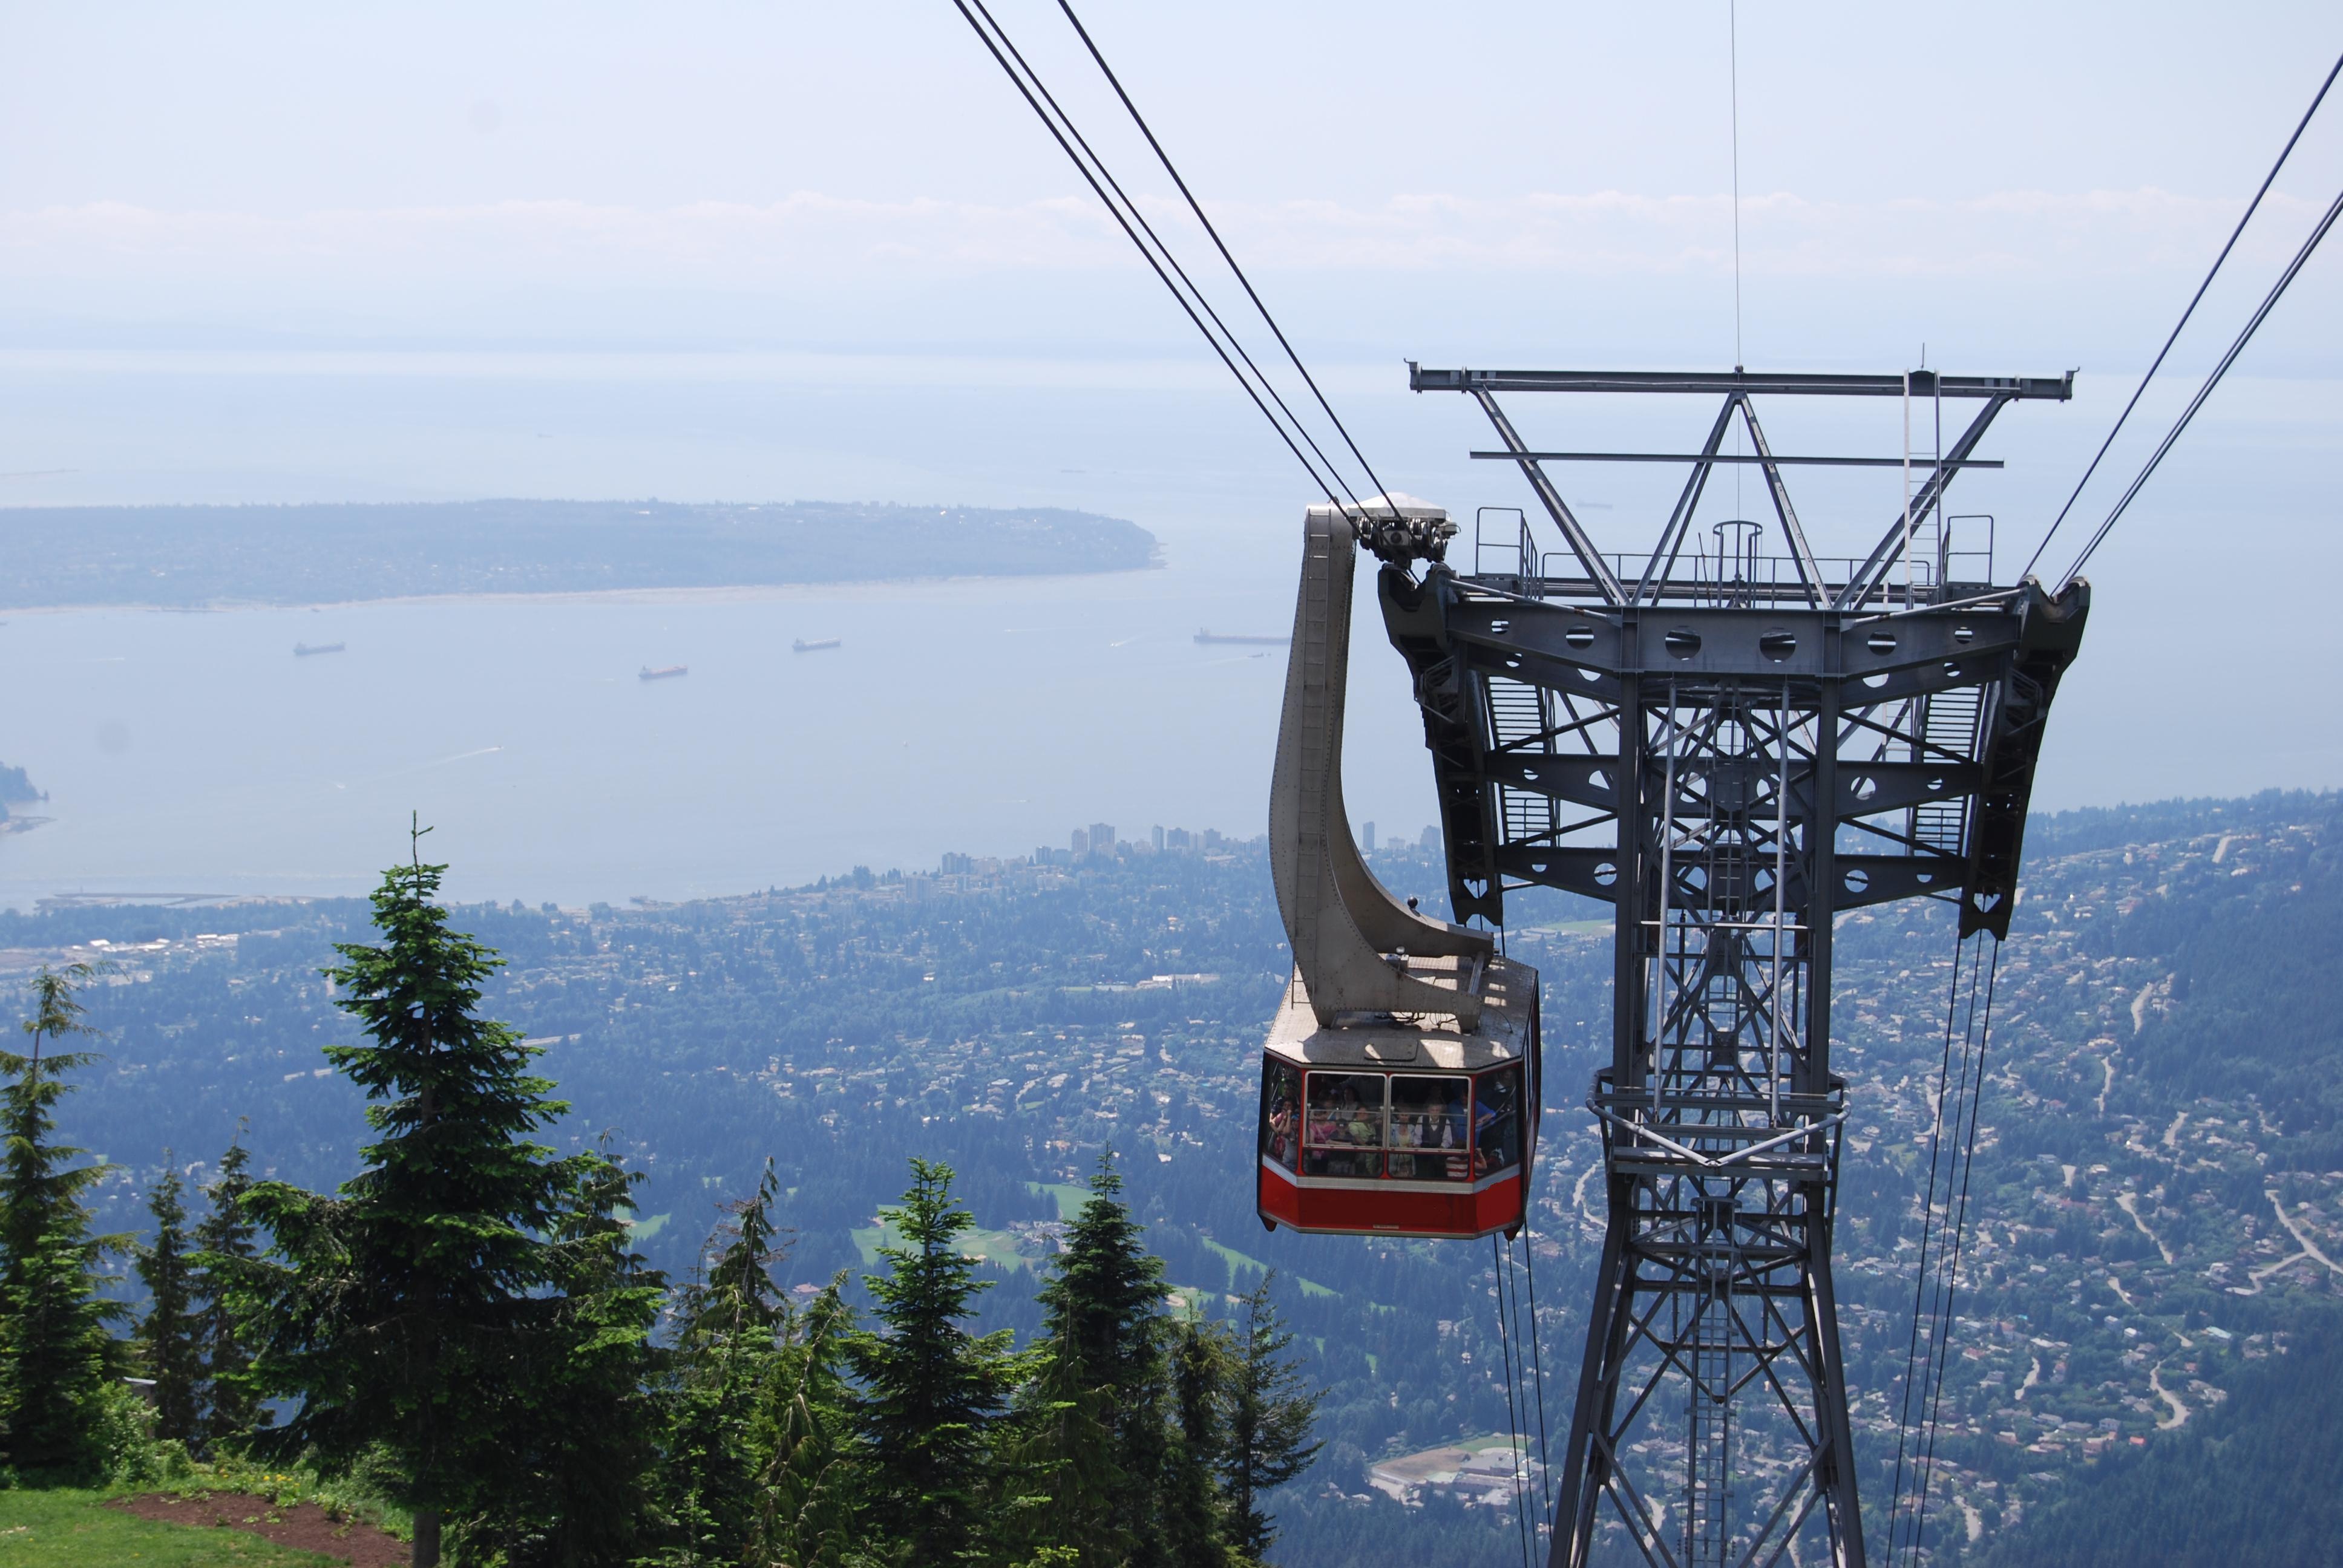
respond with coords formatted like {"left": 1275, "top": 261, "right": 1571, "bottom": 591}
{"left": 1, "top": 790, "right": 2335, "bottom": 921}
{"left": 0, "top": 559, "right": 1165, "bottom": 619}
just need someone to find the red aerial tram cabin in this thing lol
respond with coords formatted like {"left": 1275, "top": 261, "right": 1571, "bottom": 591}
{"left": 1256, "top": 955, "right": 1541, "bottom": 1239}
{"left": 1254, "top": 500, "right": 1544, "bottom": 1242}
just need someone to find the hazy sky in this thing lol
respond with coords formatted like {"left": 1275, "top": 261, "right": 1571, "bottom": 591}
{"left": 6, "top": 1, "right": 2341, "bottom": 365}
{"left": 2, "top": 4, "right": 2341, "bottom": 821}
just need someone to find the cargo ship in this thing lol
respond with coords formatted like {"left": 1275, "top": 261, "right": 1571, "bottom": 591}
{"left": 793, "top": 637, "right": 842, "bottom": 653}
{"left": 293, "top": 641, "right": 346, "bottom": 657}
{"left": 1194, "top": 629, "right": 1284, "bottom": 646}
{"left": 638, "top": 664, "right": 688, "bottom": 681}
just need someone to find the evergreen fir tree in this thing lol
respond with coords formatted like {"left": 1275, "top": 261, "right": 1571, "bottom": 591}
{"left": 647, "top": 1164, "right": 870, "bottom": 1568}
{"left": 847, "top": 1157, "right": 1016, "bottom": 1565}
{"left": 746, "top": 1282, "right": 865, "bottom": 1568}
{"left": 455, "top": 1145, "right": 668, "bottom": 1568}
{"left": 694, "top": 1159, "right": 789, "bottom": 1341}
{"left": 1031, "top": 1154, "right": 1171, "bottom": 1568}
{"left": 232, "top": 835, "right": 609, "bottom": 1568}
{"left": 191, "top": 1131, "right": 263, "bottom": 1450}
{"left": 995, "top": 1335, "right": 1120, "bottom": 1568}
{"left": 133, "top": 1160, "right": 203, "bottom": 1443}
{"left": 0, "top": 962, "right": 127, "bottom": 1479}
{"left": 1217, "top": 1277, "right": 1321, "bottom": 1563}
{"left": 1164, "top": 1314, "right": 1237, "bottom": 1568}
{"left": 657, "top": 1162, "right": 795, "bottom": 1561}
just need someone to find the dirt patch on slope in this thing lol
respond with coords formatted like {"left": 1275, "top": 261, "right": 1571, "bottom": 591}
{"left": 110, "top": 1491, "right": 407, "bottom": 1567}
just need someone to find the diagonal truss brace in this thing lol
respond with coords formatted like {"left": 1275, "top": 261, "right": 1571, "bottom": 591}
{"left": 1634, "top": 394, "right": 1826, "bottom": 609}
{"left": 1836, "top": 393, "right": 2013, "bottom": 609}
{"left": 1469, "top": 388, "right": 1628, "bottom": 604}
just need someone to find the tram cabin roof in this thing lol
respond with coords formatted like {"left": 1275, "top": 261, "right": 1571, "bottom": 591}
{"left": 1262, "top": 953, "right": 1537, "bottom": 1073}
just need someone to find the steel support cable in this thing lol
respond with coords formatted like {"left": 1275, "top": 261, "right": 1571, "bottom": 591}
{"left": 1729, "top": 0, "right": 1744, "bottom": 374}
{"left": 1901, "top": 938, "right": 1988, "bottom": 1560}
{"left": 1894, "top": 937, "right": 1993, "bottom": 1566}
{"left": 1907, "top": 940, "right": 2001, "bottom": 1568}
{"left": 1053, "top": 0, "right": 1406, "bottom": 521}
{"left": 1509, "top": 1243, "right": 1538, "bottom": 1568}
{"left": 2059, "top": 174, "right": 2343, "bottom": 589}
{"left": 945, "top": 0, "right": 1349, "bottom": 509}
{"left": 2025, "top": 47, "right": 2343, "bottom": 581}
{"left": 963, "top": 0, "right": 1377, "bottom": 520}
{"left": 1883, "top": 932, "right": 1970, "bottom": 1550}
{"left": 1895, "top": 939, "right": 1987, "bottom": 1563}
{"left": 1502, "top": 1236, "right": 1545, "bottom": 1548}
{"left": 1493, "top": 1234, "right": 1534, "bottom": 1568}
{"left": 1914, "top": 941, "right": 1993, "bottom": 1561}
{"left": 1520, "top": 1227, "right": 1556, "bottom": 1540}
{"left": 1504, "top": 1232, "right": 1550, "bottom": 1543}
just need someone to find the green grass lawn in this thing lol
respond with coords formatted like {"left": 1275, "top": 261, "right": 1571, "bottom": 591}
{"left": 1028, "top": 1180, "right": 1089, "bottom": 1221}
{"left": 851, "top": 1216, "right": 1044, "bottom": 1273}
{"left": 0, "top": 1489, "right": 337, "bottom": 1568}
{"left": 1196, "top": 1235, "right": 1335, "bottom": 1298}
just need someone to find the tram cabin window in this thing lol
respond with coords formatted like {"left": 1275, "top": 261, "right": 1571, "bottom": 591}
{"left": 1473, "top": 1064, "right": 1524, "bottom": 1177}
{"left": 1261, "top": 1059, "right": 1301, "bottom": 1171}
{"left": 1303, "top": 1072, "right": 1385, "bottom": 1178}
{"left": 1387, "top": 1074, "right": 1472, "bottom": 1183}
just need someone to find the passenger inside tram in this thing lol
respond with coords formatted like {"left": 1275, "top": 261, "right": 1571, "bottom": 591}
{"left": 1262, "top": 1059, "right": 1300, "bottom": 1169}
{"left": 1303, "top": 1072, "right": 1384, "bottom": 1177}
{"left": 1473, "top": 1066, "right": 1522, "bottom": 1177}
{"left": 1387, "top": 1074, "right": 1471, "bottom": 1181}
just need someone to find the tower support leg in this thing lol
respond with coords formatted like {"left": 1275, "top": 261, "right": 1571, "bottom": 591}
{"left": 1546, "top": 688, "right": 1862, "bottom": 1568}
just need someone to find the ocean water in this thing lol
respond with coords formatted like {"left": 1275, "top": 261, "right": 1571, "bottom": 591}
{"left": 0, "top": 353, "right": 2336, "bottom": 908}
{"left": 0, "top": 529, "right": 1464, "bottom": 909}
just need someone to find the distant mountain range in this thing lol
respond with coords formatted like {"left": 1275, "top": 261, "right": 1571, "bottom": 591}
{"left": 0, "top": 499, "right": 1158, "bottom": 608}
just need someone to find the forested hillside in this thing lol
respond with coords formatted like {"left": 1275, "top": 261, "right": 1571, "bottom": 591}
{"left": 1969, "top": 1309, "right": 2343, "bottom": 1568}
{"left": 29, "top": 788, "right": 2343, "bottom": 1564}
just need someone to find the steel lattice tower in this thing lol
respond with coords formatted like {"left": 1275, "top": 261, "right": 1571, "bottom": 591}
{"left": 1369, "top": 367, "right": 2089, "bottom": 1568}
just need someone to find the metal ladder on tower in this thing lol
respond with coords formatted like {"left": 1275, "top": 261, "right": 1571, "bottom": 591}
{"left": 1901, "top": 370, "right": 1947, "bottom": 607}
{"left": 1683, "top": 1258, "right": 1737, "bottom": 1566}
{"left": 1904, "top": 368, "right": 1973, "bottom": 860}
{"left": 1912, "top": 685, "right": 1983, "bottom": 858}
{"left": 1487, "top": 675, "right": 1558, "bottom": 846}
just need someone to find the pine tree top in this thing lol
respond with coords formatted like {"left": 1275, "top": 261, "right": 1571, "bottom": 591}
{"left": 1, "top": 963, "right": 119, "bottom": 1275}
{"left": 0, "top": 961, "right": 129, "bottom": 1477}
{"left": 320, "top": 854, "right": 576, "bottom": 1282}
{"left": 235, "top": 840, "right": 616, "bottom": 1523}
{"left": 194, "top": 1135, "right": 259, "bottom": 1262}
{"left": 1037, "top": 1151, "right": 1166, "bottom": 1395}
{"left": 684, "top": 1158, "right": 791, "bottom": 1344}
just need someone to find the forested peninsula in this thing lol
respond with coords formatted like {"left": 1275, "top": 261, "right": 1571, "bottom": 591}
{"left": 0, "top": 500, "right": 1159, "bottom": 609}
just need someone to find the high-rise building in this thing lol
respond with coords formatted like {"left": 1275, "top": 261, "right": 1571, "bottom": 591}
{"left": 1089, "top": 822, "right": 1116, "bottom": 852}
{"left": 1420, "top": 823, "right": 1440, "bottom": 852}
{"left": 1152, "top": 825, "right": 1166, "bottom": 851}
{"left": 1071, "top": 827, "right": 1090, "bottom": 857}
{"left": 1361, "top": 820, "right": 1377, "bottom": 852}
